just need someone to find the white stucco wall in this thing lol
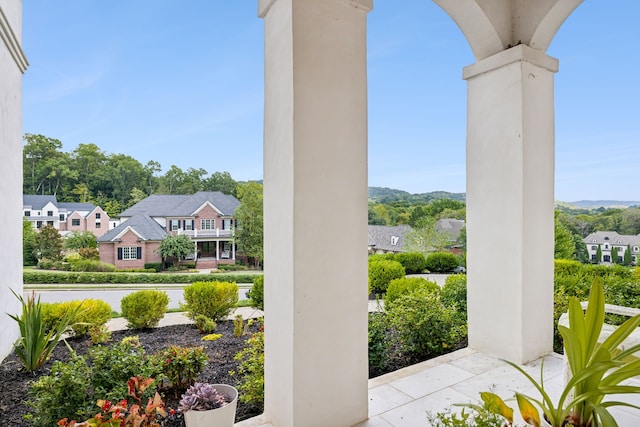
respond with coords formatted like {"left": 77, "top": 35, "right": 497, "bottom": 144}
{"left": 0, "top": 0, "right": 26, "bottom": 361}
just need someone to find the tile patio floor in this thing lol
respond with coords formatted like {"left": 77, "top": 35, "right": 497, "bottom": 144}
{"left": 235, "top": 347, "right": 640, "bottom": 427}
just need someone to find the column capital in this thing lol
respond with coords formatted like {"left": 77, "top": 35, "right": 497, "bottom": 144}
{"left": 0, "top": 6, "right": 28, "bottom": 73}
{"left": 463, "top": 44, "right": 558, "bottom": 81}
{"left": 259, "top": 0, "right": 372, "bottom": 18}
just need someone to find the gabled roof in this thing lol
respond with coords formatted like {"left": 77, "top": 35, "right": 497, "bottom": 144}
{"left": 119, "top": 191, "right": 240, "bottom": 218}
{"left": 23, "top": 195, "right": 57, "bottom": 210}
{"left": 58, "top": 202, "right": 96, "bottom": 212}
{"left": 97, "top": 214, "right": 167, "bottom": 242}
{"left": 584, "top": 231, "right": 640, "bottom": 247}
{"left": 368, "top": 225, "right": 412, "bottom": 252}
{"left": 435, "top": 218, "right": 465, "bottom": 239}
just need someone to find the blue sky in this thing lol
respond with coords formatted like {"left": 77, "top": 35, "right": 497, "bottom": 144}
{"left": 22, "top": 2, "right": 639, "bottom": 202}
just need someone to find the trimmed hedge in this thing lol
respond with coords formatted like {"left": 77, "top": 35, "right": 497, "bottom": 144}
{"left": 368, "top": 260, "right": 405, "bottom": 295}
{"left": 425, "top": 252, "right": 459, "bottom": 273}
{"left": 42, "top": 299, "right": 112, "bottom": 336}
{"left": 121, "top": 290, "right": 169, "bottom": 329}
{"left": 394, "top": 252, "right": 427, "bottom": 274}
{"left": 247, "top": 275, "right": 264, "bottom": 310}
{"left": 144, "top": 262, "right": 163, "bottom": 272}
{"left": 385, "top": 277, "right": 439, "bottom": 309}
{"left": 23, "top": 271, "right": 257, "bottom": 284}
{"left": 183, "top": 281, "right": 239, "bottom": 322}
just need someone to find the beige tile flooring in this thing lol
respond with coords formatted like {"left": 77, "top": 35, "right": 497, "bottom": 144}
{"left": 235, "top": 347, "right": 640, "bottom": 427}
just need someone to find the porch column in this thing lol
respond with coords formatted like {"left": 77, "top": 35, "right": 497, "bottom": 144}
{"left": 0, "top": 1, "right": 28, "bottom": 361}
{"left": 231, "top": 242, "right": 235, "bottom": 260}
{"left": 434, "top": 0, "right": 582, "bottom": 363}
{"left": 464, "top": 46, "right": 557, "bottom": 363}
{"left": 259, "top": 0, "right": 371, "bottom": 425}
{"left": 216, "top": 241, "right": 220, "bottom": 260}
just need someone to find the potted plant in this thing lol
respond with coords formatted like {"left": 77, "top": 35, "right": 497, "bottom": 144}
{"left": 179, "top": 382, "right": 238, "bottom": 427}
{"left": 446, "top": 279, "right": 640, "bottom": 427}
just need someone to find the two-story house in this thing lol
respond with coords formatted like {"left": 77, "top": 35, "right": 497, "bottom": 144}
{"left": 97, "top": 191, "right": 240, "bottom": 269}
{"left": 23, "top": 194, "right": 110, "bottom": 237}
{"left": 584, "top": 231, "right": 640, "bottom": 265}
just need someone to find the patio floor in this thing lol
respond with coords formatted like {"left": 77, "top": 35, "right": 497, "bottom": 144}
{"left": 235, "top": 347, "right": 640, "bottom": 427}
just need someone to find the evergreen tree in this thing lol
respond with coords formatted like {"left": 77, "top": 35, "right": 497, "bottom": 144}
{"left": 35, "top": 225, "right": 63, "bottom": 261}
{"left": 611, "top": 246, "right": 619, "bottom": 264}
{"left": 624, "top": 244, "right": 633, "bottom": 266}
{"left": 22, "top": 219, "right": 38, "bottom": 266}
{"left": 595, "top": 244, "right": 602, "bottom": 264}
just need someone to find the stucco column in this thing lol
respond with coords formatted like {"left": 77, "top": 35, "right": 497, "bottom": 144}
{"left": 0, "top": 0, "right": 28, "bottom": 361}
{"left": 464, "top": 45, "right": 557, "bottom": 363}
{"left": 259, "top": 0, "right": 371, "bottom": 425}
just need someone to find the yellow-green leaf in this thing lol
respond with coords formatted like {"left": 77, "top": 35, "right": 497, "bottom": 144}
{"left": 480, "top": 391, "right": 514, "bottom": 423}
{"left": 516, "top": 393, "right": 540, "bottom": 427}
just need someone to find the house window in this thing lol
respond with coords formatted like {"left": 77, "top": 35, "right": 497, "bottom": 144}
{"left": 47, "top": 210, "right": 53, "bottom": 217}
{"left": 96, "top": 222, "right": 101, "bottom": 228}
{"left": 591, "top": 254, "right": 596, "bottom": 261}
{"left": 635, "top": 246, "right": 639, "bottom": 253}
{"left": 603, "top": 255, "right": 611, "bottom": 262}
{"left": 170, "top": 220, "right": 180, "bottom": 231}
{"left": 36, "top": 221, "right": 42, "bottom": 229}
{"left": 604, "top": 237, "right": 610, "bottom": 240}
{"left": 591, "top": 246, "right": 597, "bottom": 250}
{"left": 618, "top": 256, "right": 623, "bottom": 263}
{"left": 59, "top": 214, "right": 65, "bottom": 221}
{"left": 223, "top": 219, "right": 232, "bottom": 230}
{"left": 121, "top": 246, "right": 140, "bottom": 260}
{"left": 72, "top": 219, "right": 81, "bottom": 226}
{"left": 96, "top": 213, "right": 101, "bottom": 219}
{"left": 47, "top": 221, "right": 54, "bottom": 226}
{"left": 201, "top": 219, "right": 215, "bottom": 230}
{"left": 24, "top": 211, "right": 30, "bottom": 217}
{"left": 185, "top": 220, "right": 193, "bottom": 230}
{"left": 604, "top": 244, "right": 609, "bottom": 249}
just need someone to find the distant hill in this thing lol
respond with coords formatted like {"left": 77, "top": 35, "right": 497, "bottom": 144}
{"left": 569, "top": 200, "right": 640, "bottom": 209}
{"left": 368, "top": 187, "right": 466, "bottom": 204}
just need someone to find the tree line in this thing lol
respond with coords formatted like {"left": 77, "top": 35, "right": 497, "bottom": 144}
{"left": 23, "top": 133, "right": 241, "bottom": 217}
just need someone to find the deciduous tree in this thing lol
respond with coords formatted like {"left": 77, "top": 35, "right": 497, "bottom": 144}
{"left": 157, "top": 234, "right": 194, "bottom": 268}
{"left": 234, "top": 182, "right": 263, "bottom": 268}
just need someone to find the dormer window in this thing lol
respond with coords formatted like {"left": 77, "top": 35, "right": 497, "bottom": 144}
{"left": 617, "top": 240, "right": 622, "bottom": 244}
{"left": 391, "top": 236, "right": 399, "bottom": 246}
{"left": 604, "top": 237, "right": 610, "bottom": 241}
{"left": 592, "top": 239, "right": 596, "bottom": 243}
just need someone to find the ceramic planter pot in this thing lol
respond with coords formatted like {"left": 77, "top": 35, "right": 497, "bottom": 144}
{"left": 183, "top": 384, "right": 238, "bottom": 427}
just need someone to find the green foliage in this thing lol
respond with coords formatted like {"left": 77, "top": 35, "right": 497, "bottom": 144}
{"left": 78, "top": 247, "right": 100, "bottom": 260}
{"left": 231, "top": 330, "right": 264, "bottom": 407}
{"left": 554, "top": 219, "right": 575, "bottom": 260}
{"left": 394, "top": 252, "right": 427, "bottom": 274}
{"left": 64, "top": 231, "right": 98, "bottom": 250}
{"left": 69, "top": 258, "right": 117, "bottom": 272}
{"left": 368, "top": 253, "right": 396, "bottom": 263}
{"left": 183, "top": 281, "right": 239, "bottom": 322}
{"left": 385, "top": 277, "right": 439, "bottom": 309}
{"left": 595, "top": 244, "right": 602, "bottom": 263}
{"left": 42, "top": 299, "right": 112, "bottom": 336}
{"left": 89, "top": 324, "right": 112, "bottom": 344}
{"left": 154, "top": 345, "right": 208, "bottom": 391}
{"left": 144, "top": 262, "right": 163, "bottom": 272}
{"left": 368, "top": 260, "right": 405, "bottom": 295}
{"left": 404, "top": 217, "right": 453, "bottom": 255}
{"left": 194, "top": 314, "right": 216, "bottom": 333}
{"left": 157, "top": 234, "right": 194, "bottom": 268}
{"left": 624, "top": 244, "right": 633, "bottom": 266}
{"left": 425, "top": 252, "right": 460, "bottom": 273}
{"left": 440, "top": 274, "right": 468, "bottom": 321}
{"left": 27, "top": 338, "right": 161, "bottom": 426}
{"left": 23, "top": 270, "right": 257, "bottom": 284}
{"left": 368, "top": 312, "right": 391, "bottom": 377}
{"left": 386, "top": 288, "right": 466, "bottom": 360}
{"left": 26, "top": 353, "right": 94, "bottom": 426}
{"left": 23, "top": 218, "right": 38, "bottom": 266}
{"left": 202, "top": 333, "right": 223, "bottom": 341}
{"left": 35, "top": 224, "right": 64, "bottom": 261}
{"left": 611, "top": 246, "right": 619, "bottom": 264}
{"left": 120, "top": 290, "right": 169, "bottom": 329}
{"left": 89, "top": 339, "right": 162, "bottom": 403}
{"left": 247, "top": 274, "right": 264, "bottom": 310}
{"left": 216, "top": 263, "right": 249, "bottom": 271}
{"left": 234, "top": 314, "right": 244, "bottom": 336}
{"left": 8, "top": 290, "right": 81, "bottom": 372}
{"left": 235, "top": 182, "right": 264, "bottom": 268}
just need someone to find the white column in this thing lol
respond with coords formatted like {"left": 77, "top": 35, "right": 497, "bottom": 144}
{"left": 216, "top": 240, "right": 220, "bottom": 260}
{"left": 0, "top": 1, "right": 28, "bottom": 361}
{"left": 464, "top": 45, "right": 557, "bottom": 363}
{"left": 260, "top": 0, "right": 371, "bottom": 425}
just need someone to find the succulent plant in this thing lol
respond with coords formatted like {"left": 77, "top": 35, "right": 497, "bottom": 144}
{"left": 178, "top": 383, "right": 230, "bottom": 412}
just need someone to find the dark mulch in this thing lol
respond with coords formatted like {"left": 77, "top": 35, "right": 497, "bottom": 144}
{"left": 0, "top": 321, "right": 263, "bottom": 427}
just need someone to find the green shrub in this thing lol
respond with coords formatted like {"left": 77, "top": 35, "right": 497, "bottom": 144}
{"left": 23, "top": 270, "right": 257, "bottom": 284}
{"left": 69, "top": 259, "right": 117, "bottom": 272}
{"left": 247, "top": 275, "right": 264, "bottom": 310}
{"left": 194, "top": 314, "right": 216, "bottom": 333}
{"left": 368, "top": 260, "right": 405, "bottom": 295}
{"left": 440, "top": 274, "right": 468, "bottom": 317}
{"left": 144, "top": 262, "right": 163, "bottom": 272}
{"left": 89, "top": 324, "right": 112, "bottom": 344}
{"left": 387, "top": 288, "right": 466, "bottom": 360}
{"left": 183, "top": 281, "right": 239, "bottom": 322}
{"left": 217, "top": 263, "right": 248, "bottom": 271}
{"left": 368, "top": 312, "right": 391, "bottom": 377}
{"left": 89, "top": 338, "right": 162, "bottom": 402}
{"left": 120, "top": 290, "right": 169, "bottom": 329}
{"left": 42, "top": 299, "right": 112, "bottom": 336}
{"left": 26, "top": 353, "right": 94, "bottom": 426}
{"left": 155, "top": 345, "right": 208, "bottom": 391}
{"left": 78, "top": 247, "right": 100, "bottom": 260}
{"left": 425, "top": 252, "right": 460, "bottom": 273}
{"left": 231, "top": 330, "right": 264, "bottom": 407}
{"left": 385, "top": 277, "right": 439, "bottom": 309}
{"left": 368, "top": 253, "right": 395, "bottom": 263}
{"left": 394, "top": 252, "right": 427, "bottom": 274}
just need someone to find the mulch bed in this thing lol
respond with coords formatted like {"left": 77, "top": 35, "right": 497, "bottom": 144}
{"left": 0, "top": 321, "right": 263, "bottom": 427}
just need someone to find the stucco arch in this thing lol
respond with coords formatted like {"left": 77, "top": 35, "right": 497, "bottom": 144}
{"left": 434, "top": 0, "right": 583, "bottom": 60}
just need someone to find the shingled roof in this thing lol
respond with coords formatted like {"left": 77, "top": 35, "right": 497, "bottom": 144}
{"left": 119, "top": 191, "right": 240, "bottom": 218}
{"left": 368, "top": 225, "right": 411, "bottom": 253}
{"left": 97, "top": 214, "right": 167, "bottom": 242}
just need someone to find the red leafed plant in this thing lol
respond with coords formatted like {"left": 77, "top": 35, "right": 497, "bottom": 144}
{"left": 57, "top": 376, "right": 173, "bottom": 427}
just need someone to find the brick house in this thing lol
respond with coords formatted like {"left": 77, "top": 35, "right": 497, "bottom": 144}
{"left": 97, "top": 191, "right": 240, "bottom": 269}
{"left": 23, "top": 194, "right": 110, "bottom": 237}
